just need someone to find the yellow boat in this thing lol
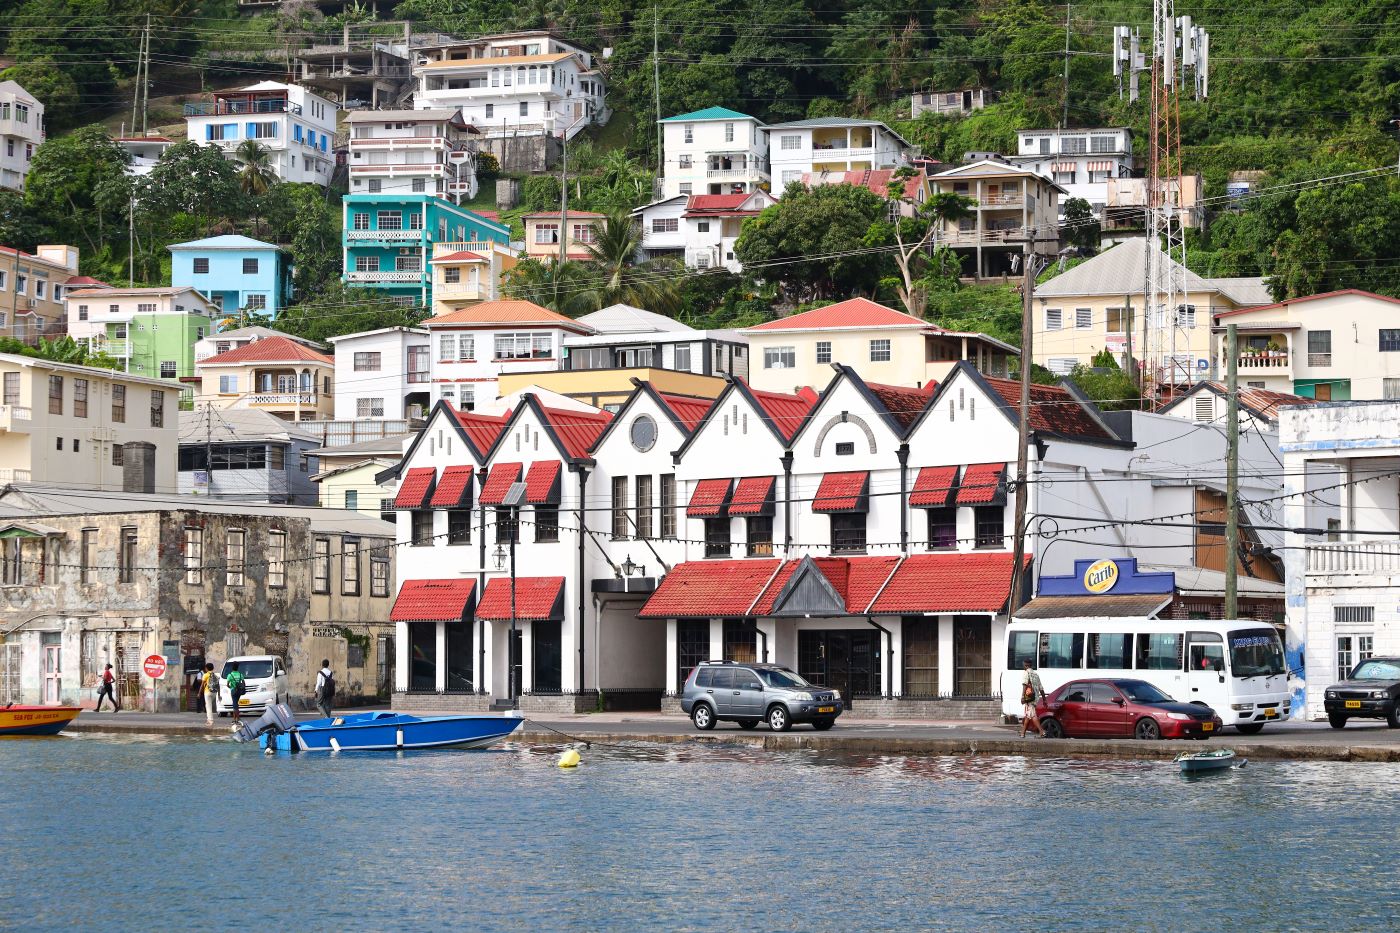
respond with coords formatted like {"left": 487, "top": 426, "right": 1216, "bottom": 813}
{"left": 0, "top": 704, "right": 81, "bottom": 736}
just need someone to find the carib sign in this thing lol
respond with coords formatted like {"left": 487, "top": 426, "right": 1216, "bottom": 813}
{"left": 1037, "top": 558, "right": 1176, "bottom": 599}
{"left": 1082, "top": 558, "right": 1120, "bottom": 594}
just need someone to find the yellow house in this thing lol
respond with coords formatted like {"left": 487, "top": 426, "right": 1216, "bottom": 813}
{"left": 312, "top": 431, "right": 411, "bottom": 515}
{"left": 523, "top": 211, "right": 605, "bottom": 262}
{"left": 929, "top": 159, "right": 1063, "bottom": 279}
{"left": 191, "top": 333, "right": 336, "bottom": 421}
{"left": 741, "top": 297, "right": 1017, "bottom": 394}
{"left": 428, "top": 241, "right": 519, "bottom": 316}
{"left": 1033, "top": 238, "right": 1271, "bottom": 380}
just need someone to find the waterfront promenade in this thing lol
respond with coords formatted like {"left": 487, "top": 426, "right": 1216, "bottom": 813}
{"left": 63, "top": 709, "right": 1400, "bottom": 762}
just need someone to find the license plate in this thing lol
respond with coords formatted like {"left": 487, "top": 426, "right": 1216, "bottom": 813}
{"left": 1202, "top": 722, "right": 1214, "bottom": 731}
{"left": 1264, "top": 707, "right": 1278, "bottom": 717}
{"left": 239, "top": 697, "right": 252, "bottom": 706}
{"left": 817, "top": 706, "right": 835, "bottom": 713}
{"left": 1345, "top": 700, "right": 1362, "bottom": 709}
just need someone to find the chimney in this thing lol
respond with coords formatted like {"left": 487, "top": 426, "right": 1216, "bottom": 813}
{"left": 121, "top": 442, "right": 157, "bottom": 494}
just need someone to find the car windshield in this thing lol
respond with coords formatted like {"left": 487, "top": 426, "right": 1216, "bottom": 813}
{"left": 758, "top": 668, "right": 812, "bottom": 689}
{"left": 223, "top": 660, "right": 273, "bottom": 679}
{"left": 1229, "top": 629, "right": 1286, "bottom": 677}
{"left": 1351, "top": 660, "right": 1400, "bottom": 681}
{"left": 1116, "top": 681, "right": 1172, "bottom": 703}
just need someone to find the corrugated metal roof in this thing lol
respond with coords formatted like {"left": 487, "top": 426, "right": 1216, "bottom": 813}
{"left": 660, "top": 106, "right": 758, "bottom": 123}
{"left": 746, "top": 297, "right": 924, "bottom": 333}
{"left": 1206, "top": 276, "right": 1272, "bottom": 307}
{"left": 1016, "top": 594, "right": 1172, "bottom": 619}
{"left": 1034, "top": 238, "right": 1217, "bottom": 299}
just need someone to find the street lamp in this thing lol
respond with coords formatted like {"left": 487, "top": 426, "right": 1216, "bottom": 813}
{"left": 620, "top": 554, "right": 645, "bottom": 578}
{"left": 499, "top": 481, "right": 527, "bottom": 709}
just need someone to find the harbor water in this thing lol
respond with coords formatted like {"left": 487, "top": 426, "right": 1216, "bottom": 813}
{"left": 3, "top": 733, "right": 1398, "bottom": 930}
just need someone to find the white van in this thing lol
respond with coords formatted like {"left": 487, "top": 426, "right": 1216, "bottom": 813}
{"left": 217, "top": 655, "right": 290, "bottom": 716}
{"left": 1001, "top": 618, "right": 1291, "bottom": 733}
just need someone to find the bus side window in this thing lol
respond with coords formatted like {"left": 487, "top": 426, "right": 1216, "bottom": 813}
{"left": 1008, "top": 630, "right": 1038, "bottom": 669}
{"left": 1040, "top": 632, "right": 1085, "bottom": 668}
{"left": 1137, "top": 632, "right": 1183, "bottom": 670}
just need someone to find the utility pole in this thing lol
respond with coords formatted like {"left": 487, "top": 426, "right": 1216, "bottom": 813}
{"left": 141, "top": 14, "right": 152, "bottom": 134}
{"left": 555, "top": 130, "right": 568, "bottom": 305}
{"left": 1009, "top": 237, "right": 1037, "bottom": 614}
{"left": 1224, "top": 323, "right": 1239, "bottom": 617}
{"left": 1061, "top": 2, "right": 1072, "bottom": 128}
{"left": 653, "top": 8, "right": 663, "bottom": 176}
{"left": 128, "top": 194, "right": 135, "bottom": 287}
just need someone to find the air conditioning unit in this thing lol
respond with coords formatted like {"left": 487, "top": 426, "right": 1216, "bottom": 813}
{"left": 399, "top": 247, "right": 411, "bottom": 254}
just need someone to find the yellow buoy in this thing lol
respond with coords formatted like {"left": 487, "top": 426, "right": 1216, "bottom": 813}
{"left": 557, "top": 748, "right": 581, "bottom": 769}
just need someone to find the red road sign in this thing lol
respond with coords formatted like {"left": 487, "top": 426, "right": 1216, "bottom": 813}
{"left": 143, "top": 654, "right": 167, "bottom": 679}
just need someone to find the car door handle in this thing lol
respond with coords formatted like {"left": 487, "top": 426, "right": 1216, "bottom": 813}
{"left": 1191, "top": 687, "right": 1199, "bottom": 692}
{"left": 705, "top": 689, "right": 713, "bottom": 694}
{"left": 733, "top": 690, "right": 741, "bottom": 695}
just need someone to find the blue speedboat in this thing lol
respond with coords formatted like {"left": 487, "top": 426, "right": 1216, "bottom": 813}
{"left": 233, "top": 705, "right": 524, "bottom": 752}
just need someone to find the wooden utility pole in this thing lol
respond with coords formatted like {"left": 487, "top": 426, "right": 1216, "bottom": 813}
{"left": 1224, "top": 322, "right": 1239, "bottom": 617}
{"left": 653, "top": 8, "right": 663, "bottom": 175}
{"left": 1009, "top": 239, "right": 1036, "bottom": 614}
{"left": 1062, "top": 3, "right": 1072, "bottom": 128}
{"left": 555, "top": 130, "right": 569, "bottom": 307}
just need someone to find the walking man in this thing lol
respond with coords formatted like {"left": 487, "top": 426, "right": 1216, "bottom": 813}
{"left": 95, "top": 663, "right": 121, "bottom": 712}
{"left": 201, "top": 663, "right": 219, "bottom": 725}
{"left": 225, "top": 662, "right": 246, "bottom": 724}
{"left": 314, "top": 659, "right": 335, "bottom": 719}
{"left": 1019, "top": 659, "right": 1045, "bottom": 738}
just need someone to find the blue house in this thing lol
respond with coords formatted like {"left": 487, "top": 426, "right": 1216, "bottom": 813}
{"left": 169, "top": 234, "right": 292, "bottom": 318}
{"left": 341, "top": 194, "right": 511, "bottom": 309}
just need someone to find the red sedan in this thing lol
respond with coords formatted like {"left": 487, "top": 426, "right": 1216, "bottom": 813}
{"left": 1036, "top": 678, "right": 1224, "bottom": 740}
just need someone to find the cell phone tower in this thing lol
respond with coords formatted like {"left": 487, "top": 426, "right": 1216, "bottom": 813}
{"left": 1113, "top": 5, "right": 1208, "bottom": 407}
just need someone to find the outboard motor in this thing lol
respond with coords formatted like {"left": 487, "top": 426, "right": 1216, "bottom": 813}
{"left": 231, "top": 702, "right": 297, "bottom": 744}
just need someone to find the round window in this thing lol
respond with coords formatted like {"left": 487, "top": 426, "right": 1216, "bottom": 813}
{"left": 630, "top": 414, "right": 657, "bottom": 452}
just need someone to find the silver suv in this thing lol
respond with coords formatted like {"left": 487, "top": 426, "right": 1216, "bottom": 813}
{"left": 681, "top": 661, "right": 843, "bottom": 732}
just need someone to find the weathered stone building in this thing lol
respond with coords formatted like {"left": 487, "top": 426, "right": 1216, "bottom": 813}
{"left": 0, "top": 485, "right": 395, "bottom": 710}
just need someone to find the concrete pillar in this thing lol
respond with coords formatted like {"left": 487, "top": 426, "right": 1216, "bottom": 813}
{"left": 122, "top": 442, "right": 156, "bottom": 494}
{"left": 520, "top": 620, "right": 534, "bottom": 694}
{"left": 937, "top": 616, "right": 954, "bottom": 698}
{"left": 665, "top": 619, "right": 678, "bottom": 694}
{"left": 709, "top": 618, "right": 723, "bottom": 662}
{"left": 888, "top": 617, "right": 903, "bottom": 696}
{"left": 394, "top": 620, "right": 409, "bottom": 692}
{"left": 434, "top": 620, "right": 446, "bottom": 692}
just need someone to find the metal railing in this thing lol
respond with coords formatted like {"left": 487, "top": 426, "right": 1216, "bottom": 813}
{"left": 248, "top": 392, "right": 318, "bottom": 406}
{"left": 1307, "top": 541, "right": 1400, "bottom": 574}
{"left": 346, "top": 270, "right": 424, "bottom": 283}
{"left": 184, "top": 99, "right": 301, "bottom": 116}
{"left": 345, "top": 229, "right": 424, "bottom": 241}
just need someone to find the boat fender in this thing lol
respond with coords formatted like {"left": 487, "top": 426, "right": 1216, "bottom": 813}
{"left": 558, "top": 748, "right": 581, "bottom": 769}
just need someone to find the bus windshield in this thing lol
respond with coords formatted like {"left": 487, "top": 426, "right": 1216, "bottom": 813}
{"left": 1229, "top": 629, "right": 1285, "bottom": 678}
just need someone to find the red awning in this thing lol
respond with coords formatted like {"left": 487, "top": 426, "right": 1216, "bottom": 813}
{"left": 910, "top": 466, "right": 958, "bottom": 508}
{"left": 639, "top": 559, "right": 783, "bottom": 618}
{"left": 393, "top": 467, "right": 436, "bottom": 509}
{"left": 430, "top": 465, "right": 474, "bottom": 508}
{"left": 1052, "top": 161, "right": 1077, "bottom": 173}
{"left": 476, "top": 576, "right": 565, "bottom": 621}
{"left": 478, "top": 462, "right": 523, "bottom": 506}
{"left": 524, "top": 460, "right": 562, "bottom": 504}
{"left": 729, "top": 476, "right": 776, "bottom": 517}
{"left": 390, "top": 579, "right": 476, "bottom": 622}
{"left": 957, "top": 463, "right": 1006, "bottom": 505}
{"left": 868, "top": 552, "right": 1027, "bottom": 614}
{"left": 813, "top": 471, "right": 869, "bottom": 512}
{"left": 1087, "top": 160, "right": 1114, "bottom": 172}
{"left": 686, "top": 478, "right": 733, "bottom": 517}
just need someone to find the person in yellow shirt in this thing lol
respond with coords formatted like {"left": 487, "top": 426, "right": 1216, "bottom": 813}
{"left": 201, "top": 663, "right": 219, "bottom": 725}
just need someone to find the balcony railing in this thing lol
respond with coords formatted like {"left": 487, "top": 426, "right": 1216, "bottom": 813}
{"left": 1308, "top": 352, "right": 1332, "bottom": 367}
{"left": 706, "top": 168, "right": 763, "bottom": 179}
{"left": 1236, "top": 351, "right": 1290, "bottom": 369}
{"left": 248, "top": 392, "right": 319, "bottom": 406}
{"left": 0, "top": 406, "right": 33, "bottom": 431}
{"left": 981, "top": 194, "right": 1024, "bottom": 207}
{"left": 345, "top": 229, "right": 424, "bottom": 242}
{"left": 185, "top": 99, "right": 301, "bottom": 116}
{"left": 1308, "top": 541, "right": 1400, "bottom": 574}
{"left": 0, "top": 468, "right": 33, "bottom": 481}
{"left": 346, "top": 270, "right": 424, "bottom": 283}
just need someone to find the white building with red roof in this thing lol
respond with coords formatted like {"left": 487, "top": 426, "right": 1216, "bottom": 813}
{"left": 741, "top": 297, "right": 1018, "bottom": 394}
{"left": 191, "top": 333, "right": 336, "bottom": 421}
{"left": 800, "top": 167, "right": 932, "bottom": 218}
{"left": 633, "top": 190, "right": 776, "bottom": 273}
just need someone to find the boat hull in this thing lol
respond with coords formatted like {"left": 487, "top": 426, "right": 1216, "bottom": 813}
{"left": 1177, "top": 751, "right": 1237, "bottom": 773}
{"left": 260, "top": 711, "right": 524, "bottom": 753}
{"left": 0, "top": 706, "right": 81, "bottom": 736}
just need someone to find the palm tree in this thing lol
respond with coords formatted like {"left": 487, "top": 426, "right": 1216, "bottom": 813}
{"left": 502, "top": 259, "right": 597, "bottom": 317}
{"left": 582, "top": 212, "right": 682, "bottom": 314}
{"left": 234, "top": 140, "right": 276, "bottom": 197}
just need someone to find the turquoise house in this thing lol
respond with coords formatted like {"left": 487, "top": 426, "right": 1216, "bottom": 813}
{"left": 341, "top": 194, "right": 511, "bottom": 309}
{"left": 169, "top": 234, "right": 292, "bottom": 318}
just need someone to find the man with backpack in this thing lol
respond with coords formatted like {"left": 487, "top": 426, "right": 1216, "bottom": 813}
{"left": 314, "top": 659, "right": 336, "bottom": 719}
{"left": 201, "top": 663, "right": 219, "bottom": 725}
{"left": 225, "top": 662, "right": 246, "bottom": 724}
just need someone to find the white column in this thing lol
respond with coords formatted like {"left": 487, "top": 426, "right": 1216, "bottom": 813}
{"left": 937, "top": 615, "right": 954, "bottom": 697}
{"left": 434, "top": 621, "right": 446, "bottom": 692}
{"left": 665, "top": 619, "right": 679, "bottom": 694}
{"left": 989, "top": 614, "right": 1006, "bottom": 694}
{"left": 394, "top": 620, "right": 409, "bottom": 692}
{"left": 709, "top": 618, "right": 723, "bottom": 661}
{"left": 888, "top": 617, "right": 903, "bottom": 697}
{"left": 520, "top": 620, "right": 534, "bottom": 694}
{"left": 757, "top": 619, "right": 777, "bottom": 664}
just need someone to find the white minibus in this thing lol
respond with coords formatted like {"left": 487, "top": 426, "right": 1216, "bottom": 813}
{"left": 1001, "top": 617, "right": 1290, "bottom": 733}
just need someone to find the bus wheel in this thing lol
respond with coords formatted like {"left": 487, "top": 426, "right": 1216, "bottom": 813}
{"left": 1235, "top": 722, "right": 1265, "bottom": 735}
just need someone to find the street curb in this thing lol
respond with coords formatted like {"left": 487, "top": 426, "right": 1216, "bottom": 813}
{"left": 62, "top": 719, "right": 1400, "bottom": 762}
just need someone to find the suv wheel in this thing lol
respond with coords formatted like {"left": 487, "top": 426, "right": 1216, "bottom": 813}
{"left": 767, "top": 705, "right": 791, "bottom": 732}
{"left": 1387, "top": 701, "right": 1400, "bottom": 729}
{"left": 1328, "top": 713, "right": 1347, "bottom": 729}
{"left": 691, "top": 703, "right": 715, "bottom": 731}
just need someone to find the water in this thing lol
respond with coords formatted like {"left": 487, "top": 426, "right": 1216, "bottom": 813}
{"left": 2, "top": 733, "right": 1396, "bottom": 931}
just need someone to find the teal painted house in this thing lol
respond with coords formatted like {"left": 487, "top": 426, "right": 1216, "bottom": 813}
{"left": 342, "top": 194, "right": 511, "bottom": 309}
{"left": 169, "top": 234, "right": 292, "bottom": 318}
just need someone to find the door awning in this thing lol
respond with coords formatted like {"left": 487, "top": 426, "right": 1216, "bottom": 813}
{"left": 1052, "top": 161, "right": 1077, "bottom": 173}
{"left": 910, "top": 465, "right": 958, "bottom": 508}
{"left": 393, "top": 467, "right": 436, "bottom": 509}
{"left": 524, "top": 460, "right": 562, "bottom": 504}
{"left": 729, "top": 476, "right": 776, "bottom": 517}
{"left": 476, "top": 576, "right": 566, "bottom": 621}
{"left": 390, "top": 579, "right": 476, "bottom": 622}
{"left": 1087, "top": 160, "right": 1115, "bottom": 172}
{"left": 813, "top": 471, "right": 870, "bottom": 512}
{"left": 956, "top": 463, "right": 1006, "bottom": 505}
{"left": 478, "top": 462, "right": 523, "bottom": 506}
{"left": 1016, "top": 594, "right": 1172, "bottom": 619}
{"left": 430, "top": 465, "right": 474, "bottom": 508}
{"left": 686, "top": 478, "right": 733, "bottom": 517}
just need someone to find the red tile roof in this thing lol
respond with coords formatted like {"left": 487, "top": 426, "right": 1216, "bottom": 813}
{"left": 1191, "top": 382, "right": 1326, "bottom": 420}
{"left": 453, "top": 408, "right": 510, "bottom": 456}
{"left": 432, "top": 250, "right": 493, "bottom": 264}
{"left": 63, "top": 275, "right": 111, "bottom": 288}
{"left": 394, "top": 467, "right": 436, "bottom": 509}
{"left": 813, "top": 471, "right": 869, "bottom": 512}
{"left": 426, "top": 300, "right": 593, "bottom": 332}
{"left": 390, "top": 579, "right": 476, "bottom": 622}
{"left": 430, "top": 465, "right": 474, "bottom": 508}
{"left": 747, "top": 298, "right": 924, "bottom": 332}
{"left": 524, "top": 459, "right": 562, "bottom": 503}
{"left": 199, "top": 334, "right": 333, "bottom": 366}
{"left": 684, "top": 194, "right": 768, "bottom": 217}
{"left": 729, "top": 476, "right": 775, "bottom": 516}
{"left": 639, "top": 559, "right": 783, "bottom": 618}
{"left": 539, "top": 405, "right": 612, "bottom": 460}
{"left": 479, "top": 462, "right": 522, "bottom": 505}
{"left": 956, "top": 463, "right": 1006, "bottom": 505}
{"left": 476, "top": 576, "right": 565, "bottom": 621}
{"left": 748, "top": 384, "right": 818, "bottom": 442}
{"left": 869, "top": 553, "right": 1028, "bottom": 614}
{"left": 866, "top": 380, "right": 933, "bottom": 429}
{"left": 750, "top": 556, "right": 901, "bottom": 616}
{"left": 803, "top": 168, "right": 926, "bottom": 201}
{"left": 910, "top": 465, "right": 958, "bottom": 507}
{"left": 979, "top": 375, "right": 1113, "bottom": 440}
{"left": 657, "top": 392, "right": 714, "bottom": 433}
{"left": 687, "top": 478, "right": 732, "bottom": 517}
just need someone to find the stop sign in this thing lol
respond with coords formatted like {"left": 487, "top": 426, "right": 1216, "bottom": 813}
{"left": 143, "top": 654, "right": 167, "bottom": 679}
